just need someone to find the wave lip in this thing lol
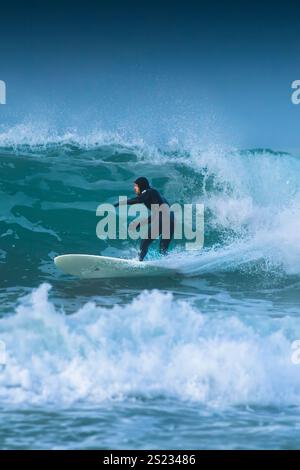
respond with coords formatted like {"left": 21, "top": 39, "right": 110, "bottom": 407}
{"left": 0, "top": 123, "right": 146, "bottom": 151}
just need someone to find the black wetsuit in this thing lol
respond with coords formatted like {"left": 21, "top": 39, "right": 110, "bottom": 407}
{"left": 114, "top": 187, "right": 175, "bottom": 261}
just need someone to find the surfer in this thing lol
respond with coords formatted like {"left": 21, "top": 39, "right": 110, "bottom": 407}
{"left": 114, "top": 177, "right": 175, "bottom": 261}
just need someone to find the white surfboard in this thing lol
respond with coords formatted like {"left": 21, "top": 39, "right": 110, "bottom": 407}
{"left": 54, "top": 254, "right": 176, "bottom": 279}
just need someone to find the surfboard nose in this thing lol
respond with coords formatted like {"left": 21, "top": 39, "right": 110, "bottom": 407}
{"left": 54, "top": 255, "right": 64, "bottom": 268}
{"left": 54, "top": 255, "right": 79, "bottom": 275}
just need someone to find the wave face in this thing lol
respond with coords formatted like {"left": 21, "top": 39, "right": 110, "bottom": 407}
{"left": 1, "top": 124, "right": 300, "bottom": 449}
{"left": 1, "top": 125, "right": 300, "bottom": 284}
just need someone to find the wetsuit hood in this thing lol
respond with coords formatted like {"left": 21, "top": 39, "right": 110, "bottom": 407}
{"left": 134, "top": 177, "right": 150, "bottom": 192}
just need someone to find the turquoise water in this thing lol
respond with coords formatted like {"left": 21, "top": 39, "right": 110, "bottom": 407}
{"left": 1, "top": 128, "right": 300, "bottom": 449}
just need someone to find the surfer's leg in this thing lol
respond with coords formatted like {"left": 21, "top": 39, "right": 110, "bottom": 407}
{"left": 139, "top": 224, "right": 154, "bottom": 261}
{"left": 159, "top": 211, "right": 175, "bottom": 255}
{"left": 139, "top": 238, "right": 153, "bottom": 261}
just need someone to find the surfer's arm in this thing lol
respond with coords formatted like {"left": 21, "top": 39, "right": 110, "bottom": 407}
{"left": 126, "top": 196, "right": 142, "bottom": 205}
{"left": 114, "top": 192, "right": 148, "bottom": 207}
{"left": 113, "top": 198, "right": 138, "bottom": 207}
{"left": 126, "top": 192, "right": 149, "bottom": 206}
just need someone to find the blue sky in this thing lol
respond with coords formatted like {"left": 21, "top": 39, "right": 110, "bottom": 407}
{"left": 1, "top": 0, "right": 300, "bottom": 149}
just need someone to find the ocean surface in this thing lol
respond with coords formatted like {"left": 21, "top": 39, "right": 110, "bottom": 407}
{"left": 1, "top": 126, "right": 300, "bottom": 449}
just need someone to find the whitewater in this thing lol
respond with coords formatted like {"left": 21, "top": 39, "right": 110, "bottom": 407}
{"left": 1, "top": 124, "right": 300, "bottom": 449}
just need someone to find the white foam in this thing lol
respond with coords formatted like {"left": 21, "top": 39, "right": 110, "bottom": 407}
{"left": 0, "top": 284, "right": 299, "bottom": 408}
